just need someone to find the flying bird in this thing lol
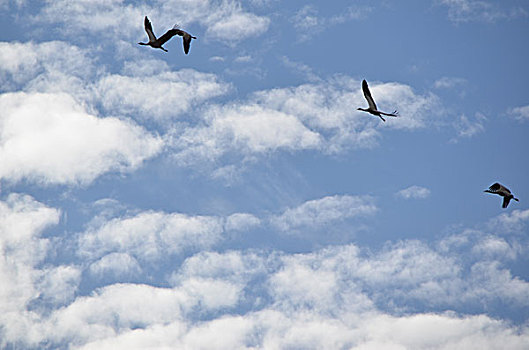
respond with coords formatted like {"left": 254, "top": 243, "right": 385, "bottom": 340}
{"left": 174, "top": 28, "right": 197, "bottom": 54}
{"left": 138, "top": 16, "right": 179, "bottom": 52}
{"left": 484, "top": 182, "right": 519, "bottom": 208}
{"left": 357, "top": 79, "right": 399, "bottom": 122}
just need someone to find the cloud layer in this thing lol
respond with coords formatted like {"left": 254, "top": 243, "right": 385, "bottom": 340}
{"left": 1, "top": 193, "right": 528, "bottom": 348}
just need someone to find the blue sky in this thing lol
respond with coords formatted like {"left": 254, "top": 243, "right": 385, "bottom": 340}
{"left": 1, "top": 0, "right": 529, "bottom": 348}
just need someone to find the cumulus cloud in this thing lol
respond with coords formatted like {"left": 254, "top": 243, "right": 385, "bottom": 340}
{"left": 488, "top": 209, "right": 529, "bottom": 234}
{"left": 2, "top": 199, "right": 529, "bottom": 348}
{"left": 0, "top": 194, "right": 66, "bottom": 345}
{"left": 88, "top": 253, "right": 142, "bottom": 278}
{"left": 396, "top": 185, "right": 431, "bottom": 199}
{"left": 35, "top": 0, "right": 270, "bottom": 43}
{"left": 0, "top": 91, "right": 162, "bottom": 185}
{"left": 172, "top": 76, "right": 441, "bottom": 167}
{"left": 271, "top": 195, "right": 377, "bottom": 232}
{"left": 173, "top": 104, "right": 323, "bottom": 165}
{"left": 79, "top": 211, "right": 225, "bottom": 262}
{"left": 96, "top": 68, "right": 230, "bottom": 123}
{"left": 508, "top": 105, "right": 529, "bottom": 122}
{"left": 225, "top": 213, "right": 261, "bottom": 232}
{"left": 0, "top": 41, "right": 95, "bottom": 93}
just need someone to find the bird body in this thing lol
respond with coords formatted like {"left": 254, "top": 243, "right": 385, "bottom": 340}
{"left": 138, "top": 16, "right": 179, "bottom": 52}
{"left": 357, "top": 79, "right": 398, "bottom": 122}
{"left": 484, "top": 182, "right": 519, "bottom": 208}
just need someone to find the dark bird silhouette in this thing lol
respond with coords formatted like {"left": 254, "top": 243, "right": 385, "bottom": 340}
{"left": 484, "top": 182, "right": 519, "bottom": 208}
{"left": 138, "top": 16, "right": 179, "bottom": 52}
{"left": 357, "top": 79, "right": 399, "bottom": 122}
{"left": 174, "top": 28, "right": 196, "bottom": 54}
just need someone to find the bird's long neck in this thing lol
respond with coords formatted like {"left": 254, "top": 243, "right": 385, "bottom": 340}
{"left": 514, "top": 197, "right": 520, "bottom": 202}
{"left": 138, "top": 42, "right": 148, "bottom": 45}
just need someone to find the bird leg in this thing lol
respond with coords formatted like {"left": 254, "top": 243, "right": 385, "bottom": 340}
{"left": 161, "top": 47, "right": 168, "bottom": 52}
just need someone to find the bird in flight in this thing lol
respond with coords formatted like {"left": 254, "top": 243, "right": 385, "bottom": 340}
{"left": 357, "top": 79, "right": 399, "bottom": 122}
{"left": 138, "top": 16, "right": 179, "bottom": 52}
{"left": 174, "top": 27, "right": 197, "bottom": 54}
{"left": 484, "top": 182, "right": 519, "bottom": 208}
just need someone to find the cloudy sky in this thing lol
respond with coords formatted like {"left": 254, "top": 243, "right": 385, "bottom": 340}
{"left": 1, "top": 0, "right": 529, "bottom": 348}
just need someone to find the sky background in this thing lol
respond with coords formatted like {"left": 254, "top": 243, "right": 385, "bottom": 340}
{"left": 1, "top": 0, "right": 529, "bottom": 348}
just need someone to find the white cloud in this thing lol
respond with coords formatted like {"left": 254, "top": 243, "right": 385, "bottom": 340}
{"left": 438, "top": 0, "right": 528, "bottom": 22}
{"left": 0, "top": 41, "right": 95, "bottom": 92}
{"left": 508, "top": 105, "right": 529, "bottom": 122}
{"left": 451, "top": 112, "right": 486, "bottom": 142}
{"left": 172, "top": 250, "right": 267, "bottom": 284}
{"left": 291, "top": 5, "right": 370, "bottom": 41}
{"left": 0, "top": 194, "right": 62, "bottom": 345}
{"left": 96, "top": 68, "right": 230, "bottom": 123}
{"left": 79, "top": 211, "right": 225, "bottom": 262}
{"left": 396, "top": 185, "right": 431, "bottom": 199}
{"left": 69, "top": 310, "right": 529, "bottom": 349}
{"left": 172, "top": 77, "right": 441, "bottom": 168}
{"left": 35, "top": 0, "right": 270, "bottom": 43}
{"left": 271, "top": 195, "right": 377, "bottom": 232}
{"left": 434, "top": 76, "right": 467, "bottom": 89}
{"left": 88, "top": 253, "right": 142, "bottom": 278}
{"left": 37, "top": 266, "right": 81, "bottom": 306}
{"left": 488, "top": 209, "right": 529, "bottom": 233}
{"left": 225, "top": 213, "right": 261, "bottom": 232}
{"left": 280, "top": 56, "right": 321, "bottom": 82}
{"left": 234, "top": 55, "right": 252, "bottom": 63}
{"left": 173, "top": 104, "right": 323, "bottom": 165}
{"left": 2, "top": 204, "right": 529, "bottom": 348}
{"left": 203, "top": 1, "right": 270, "bottom": 43}
{"left": 471, "top": 236, "right": 518, "bottom": 260}
{"left": 0, "top": 91, "right": 162, "bottom": 185}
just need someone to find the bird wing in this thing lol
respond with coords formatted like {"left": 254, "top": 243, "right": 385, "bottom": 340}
{"left": 144, "top": 16, "right": 157, "bottom": 42}
{"left": 362, "top": 80, "right": 377, "bottom": 110}
{"left": 502, "top": 196, "right": 511, "bottom": 208}
{"left": 379, "top": 111, "right": 398, "bottom": 117}
{"left": 183, "top": 35, "right": 191, "bottom": 54}
{"left": 488, "top": 183, "right": 501, "bottom": 192}
{"left": 158, "top": 28, "right": 178, "bottom": 45}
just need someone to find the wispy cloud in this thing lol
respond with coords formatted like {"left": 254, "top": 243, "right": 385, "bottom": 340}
{"left": 438, "top": 0, "right": 528, "bottom": 23}
{"left": 291, "top": 4, "right": 371, "bottom": 41}
{"left": 450, "top": 112, "right": 486, "bottom": 143}
{"left": 434, "top": 76, "right": 467, "bottom": 89}
{"left": 396, "top": 185, "right": 431, "bottom": 199}
{"left": 280, "top": 56, "right": 321, "bottom": 82}
{"left": 508, "top": 105, "right": 529, "bottom": 122}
